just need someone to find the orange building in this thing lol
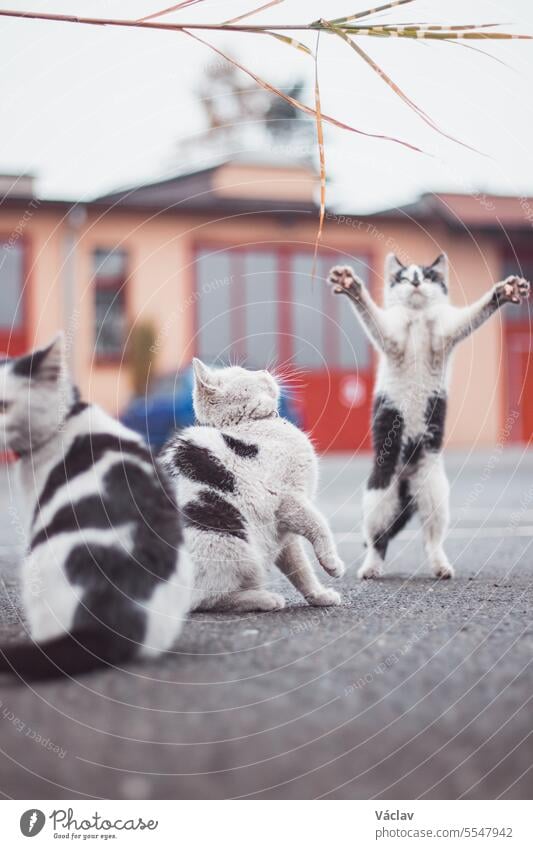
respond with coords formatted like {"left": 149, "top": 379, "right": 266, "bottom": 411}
{"left": 0, "top": 163, "right": 531, "bottom": 451}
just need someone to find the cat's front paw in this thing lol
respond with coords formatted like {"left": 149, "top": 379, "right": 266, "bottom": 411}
{"left": 328, "top": 265, "right": 363, "bottom": 298}
{"left": 494, "top": 275, "right": 530, "bottom": 305}
{"left": 320, "top": 554, "right": 345, "bottom": 578}
{"left": 357, "top": 560, "right": 383, "bottom": 580}
{"left": 306, "top": 588, "right": 342, "bottom": 607}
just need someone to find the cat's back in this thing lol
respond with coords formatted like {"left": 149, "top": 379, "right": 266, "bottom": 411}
{"left": 29, "top": 402, "right": 181, "bottom": 553}
{"left": 162, "top": 416, "right": 316, "bottom": 502}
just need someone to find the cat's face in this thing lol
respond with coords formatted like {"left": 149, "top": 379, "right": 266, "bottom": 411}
{"left": 0, "top": 334, "right": 70, "bottom": 455}
{"left": 385, "top": 253, "right": 449, "bottom": 310}
{"left": 192, "top": 359, "right": 280, "bottom": 427}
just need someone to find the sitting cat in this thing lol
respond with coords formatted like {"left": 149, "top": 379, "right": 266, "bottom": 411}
{"left": 328, "top": 255, "right": 530, "bottom": 580}
{"left": 160, "top": 359, "right": 344, "bottom": 612}
{"left": 0, "top": 334, "right": 191, "bottom": 680}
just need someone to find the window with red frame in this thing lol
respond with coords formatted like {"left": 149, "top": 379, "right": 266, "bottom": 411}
{"left": 194, "top": 246, "right": 371, "bottom": 371}
{"left": 93, "top": 248, "right": 127, "bottom": 360}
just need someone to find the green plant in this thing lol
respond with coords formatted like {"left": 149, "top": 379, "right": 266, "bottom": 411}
{"left": 127, "top": 322, "right": 157, "bottom": 397}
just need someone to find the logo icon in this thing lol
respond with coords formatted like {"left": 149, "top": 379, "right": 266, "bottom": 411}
{"left": 20, "top": 809, "right": 46, "bottom": 837}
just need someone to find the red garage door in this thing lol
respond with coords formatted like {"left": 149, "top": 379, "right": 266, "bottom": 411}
{"left": 194, "top": 244, "right": 374, "bottom": 452}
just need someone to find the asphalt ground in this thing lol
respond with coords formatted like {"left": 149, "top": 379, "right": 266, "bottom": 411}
{"left": 0, "top": 449, "right": 532, "bottom": 800}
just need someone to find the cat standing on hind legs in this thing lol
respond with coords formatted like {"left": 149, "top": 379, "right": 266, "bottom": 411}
{"left": 328, "top": 254, "right": 530, "bottom": 580}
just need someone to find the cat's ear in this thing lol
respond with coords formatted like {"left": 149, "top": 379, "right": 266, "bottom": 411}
{"left": 385, "top": 253, "right": 405, "bottom": 280}
{"left": 428, "top": 253, "right": 449, "bottom": 279}
{"left": 13, "top": 332, "right": 66, "bottom": 381}
{"left": 192, "top": 358, "right": 218, "bottom": 393}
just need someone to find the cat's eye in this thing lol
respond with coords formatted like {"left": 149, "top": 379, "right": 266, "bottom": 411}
{"left": 0, "top": 400, "right": 12, "bottom": 414}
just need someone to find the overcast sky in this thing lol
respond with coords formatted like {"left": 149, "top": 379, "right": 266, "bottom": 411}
{"left": 1, "top": 0, "right": 533, "bottom": 211}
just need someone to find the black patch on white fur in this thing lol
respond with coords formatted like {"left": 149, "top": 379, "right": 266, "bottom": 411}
{"left": 183, "top": 489, "right": 246, "bottom": 540}
{"left": 12, "top": 343, "right": 59, "bottom": 380}
{"left": 67, "top": 400, "right": 89, "bottom": 419}
{"left": 66, "top": 386, "right": 89, "bottom": 419}
{"left": 402, "top": 436, "right": 425, "bottom": 468}
{"left": 33, "top": 460, "right": 182, "bottom": 556}
{"left": 425, "top": 393, "right": 447, "bottom": 451}
{"left": 34, "top": 457, "right": 182, "bottom": 650}
{"left": 173, "top": 439, "right": 236, "bottom": 493}
{"left": 35, "top": 433, "right": 150, "bottom": 519}
{"left": 12, "top": 430, "right": 185, "bottom": 678}
{"left": 422, "top": 266, "right": 448, "bottom": 294}
{"left": 390, "top": 269, "right": 405, "bottom": 288}
{"left": 222, "top": 433, "right": 259, "bottom": 458}
{"left": 373, "top": 478, "right": 416, "bottom": 559}
{"left": 32, "top": 495, "right": 112, "bottom": 549}
{"left": 368, "top": 394, "right": 404, "bottom": 489}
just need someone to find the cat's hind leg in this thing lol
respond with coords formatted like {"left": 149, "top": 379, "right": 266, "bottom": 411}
{"left": 412, "top": 455, "right": 454, "bottom": 579}
{"left": 277, "top": 495, "right": 345, "bottom": 578}
{"left": 359, "top": 477, "right": 415, "bottom": 579}
{"left": 190, "top": 531, "right": 286, "bottom": 612}
{"left": 276, "top": 536, "right": 341, "bottom": 607}
{"left": 360, "top": 393, "right": 409, "bottom": 579}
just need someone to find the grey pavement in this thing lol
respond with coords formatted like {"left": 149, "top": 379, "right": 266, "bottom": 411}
{"left": 0, "top": 450, "right": 532, "bottom": 800}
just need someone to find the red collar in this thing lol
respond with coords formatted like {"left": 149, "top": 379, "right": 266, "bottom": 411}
{"left": 0, "top": 450, "right": 18, "bottom": 464}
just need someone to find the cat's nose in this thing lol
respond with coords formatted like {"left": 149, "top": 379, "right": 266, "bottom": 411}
{"left": 412, "top": 277, "right": 421, "bottom": 288}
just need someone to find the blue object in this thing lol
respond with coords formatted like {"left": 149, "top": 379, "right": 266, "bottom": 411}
{"left": 120, "top": 364, "right": 302, "bottom": 450}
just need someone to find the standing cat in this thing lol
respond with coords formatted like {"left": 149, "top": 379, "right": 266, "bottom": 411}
{"left": 160, "top": 359, "right": 344, "bottom": 611}
{"left": 0, "top": 334, "right": 191, "bottom": 680}
{"left": 328, "top": 254, "right": 530, "bottom": 579}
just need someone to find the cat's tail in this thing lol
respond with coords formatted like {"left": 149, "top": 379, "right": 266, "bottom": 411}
{"left": 0, "top": 628, "right": 138, "bottom": 682}
{"left": 1, "top": 554, "right": 192, "bottom": 682}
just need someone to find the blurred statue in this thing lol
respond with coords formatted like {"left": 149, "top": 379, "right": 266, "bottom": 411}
{"left": 176, "top": 56, "right": 312, "bottom": 164}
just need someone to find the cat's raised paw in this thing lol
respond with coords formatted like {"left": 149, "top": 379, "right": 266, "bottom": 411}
{"left": 328, "top": 265, "right": 362, "bottom": 297}
{"left": 307, "top": 588, "right": 342, "bottom": 607}
{"left": 496, "top": 275, "right": 530, "bottom": 305}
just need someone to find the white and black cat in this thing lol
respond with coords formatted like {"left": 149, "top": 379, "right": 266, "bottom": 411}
{"left": 328, "top": 254, "right": 530, "bottom": 579}
{"left": 160, "top": 359, "right": 344, "bottom": 612}
{"left": 0, "top": 334, "right": 191, "bottom": 680}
